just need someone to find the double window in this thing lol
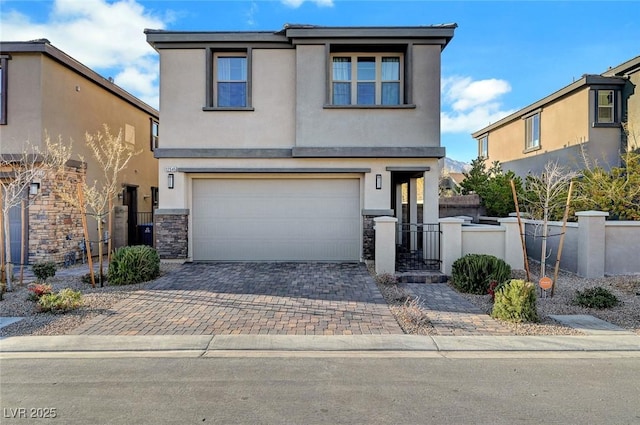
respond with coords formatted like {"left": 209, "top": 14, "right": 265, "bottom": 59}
{"left": 524, "top": 112, "right": 540, "bottom": 150}
{"left": 331, "top": 54, "right": 403, "bottom": 106}
{"left": 596, "top": 89, "right": 614, "bottom": 124}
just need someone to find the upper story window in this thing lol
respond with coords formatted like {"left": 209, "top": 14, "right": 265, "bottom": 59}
{"left": 150, "top": 119, "right": 159, "bottom": 151}
{"left": 524, "top": 112, "right": 540, "bottom": 151}
{"left": 596, "top": 89, "right": 615, "bottom": 124}
{"left": 478, "top": 135, "right": 488, "bottom": 158}
{"left": 0, "top": 55, "right": 9, "bottom": 125}
{"left": 331, "top": 53, "right": 403, "bottom": 106}
{"left": 216, "top": 55, "right": 247, "bottom": 107}
{"left": 204, "top": 49, "right": 253, "bottom": 111}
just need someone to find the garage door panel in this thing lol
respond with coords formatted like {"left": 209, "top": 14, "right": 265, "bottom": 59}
{"left": 192, "top": 178, "right": 360, "bottom": 261}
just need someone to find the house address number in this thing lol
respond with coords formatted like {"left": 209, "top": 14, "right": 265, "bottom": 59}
{"left": 165, "top": 166, "right": 177, "bottom": 172}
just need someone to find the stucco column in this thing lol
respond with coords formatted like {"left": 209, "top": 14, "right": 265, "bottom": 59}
{"left": 498, "top": 217, "right": 524, "bottom": 270}
{"left": 439, "top": 217, "right": 464, "bottom": 275}
{"left": 422, "top": 168, "right": 439, "bottom": 224}
{"left": 374, "top": 216, "right": 398, "bottom": 275}
{"left": 576, "top": 210, "right": 608, "bottom": 278}
{"left": 409, "top": 178, "right": 418, "bottom": 251}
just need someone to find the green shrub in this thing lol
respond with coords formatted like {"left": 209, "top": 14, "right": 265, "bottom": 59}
{"left": 573, "top": 287, "right": 619, "bottom": 309}
{"left": 451, "top": 254, "right": 511, "bottom": 294}
{"left": 37, "top": 288, "right": 82, "bottom": 313}
{"left": 32, "top": 261, "right": 57, "bottom": 282}
{"left": 108, "top": 245, "right": 160, "bottom": 285}
{"left": 491, "top": 279, "right": 538, "bottom": 323}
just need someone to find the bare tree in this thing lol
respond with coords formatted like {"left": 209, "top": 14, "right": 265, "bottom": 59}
{"left": 50, "top": 124, "right": 140, "bottom": 286}
{"left": 522, "top": 161, "right": 578, "bottom": 282}
{"left": 0, "top": 136, "right": 71, "bottom": 291}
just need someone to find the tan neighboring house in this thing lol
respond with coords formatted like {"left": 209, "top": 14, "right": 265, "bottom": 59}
{"left": 146, "top": 24, "right": 456, "bottom": 262}
{"left": 472, "top": 55, "right": 640, "bottom": 177}
{"left": 0, "top": 39, "right": 159, "bottom": 264}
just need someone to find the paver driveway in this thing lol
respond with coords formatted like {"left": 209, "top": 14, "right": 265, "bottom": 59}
{"left": 72, "top": 263, "right": 403, "bottom": 336}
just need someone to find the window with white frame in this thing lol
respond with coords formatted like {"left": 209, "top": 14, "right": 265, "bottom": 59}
{"left": 479, "top": 135, "right": 488, "bottom": 158}
{"left": 597, "top": 90, "right": 614, "bottom": 124}
{"left": 524, "top": 113, "right": 540, "bottom": 150}
{"left": 331, "top": 53, "right": 402, "bottom": 106}
{"left": 150, "top": 119, "right": 159, "bottom": 151}
{"left": 215, "top": 53, "right": 247, "bottom": 107}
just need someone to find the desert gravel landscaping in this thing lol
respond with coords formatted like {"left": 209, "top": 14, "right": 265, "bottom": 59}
{"left": 1, "top": 262, "right": 639, "bottom": 337}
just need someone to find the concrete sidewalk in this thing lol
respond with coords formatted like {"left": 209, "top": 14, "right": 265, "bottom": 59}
{"left": 1, "top": 334, "right": 639, "bottom": 358}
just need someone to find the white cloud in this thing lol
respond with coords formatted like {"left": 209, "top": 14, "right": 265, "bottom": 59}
{"left": 0, "top": 0, "right": 168, "bottom": 108}
{"left": 281, "top": 0, "right": 333, "bottom": 8}
{"left": 441, "top": 76, "right": 516, "bottom": 134}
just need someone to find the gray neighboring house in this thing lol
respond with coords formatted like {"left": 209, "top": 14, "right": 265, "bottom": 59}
{"left": 146, "top": 24, "right": 456, "bottom": 262}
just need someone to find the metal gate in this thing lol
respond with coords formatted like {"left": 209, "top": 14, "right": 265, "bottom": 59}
{"left": 396, "top": 223, "right": 440, "bottom": 271}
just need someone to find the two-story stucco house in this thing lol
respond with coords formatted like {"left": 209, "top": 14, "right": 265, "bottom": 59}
{"left": 146, "top": 24, "right": 456, "bottom": 262}
{"left": 472, "top": 55, "right": 640, "bottom": 177}
{"left": 0, "top": 39, "right": 159, "bottom": 264}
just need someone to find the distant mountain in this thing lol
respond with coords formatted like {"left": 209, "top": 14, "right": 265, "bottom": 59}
{"left": 442, "top": 157, "right": 471, "bottom": 174}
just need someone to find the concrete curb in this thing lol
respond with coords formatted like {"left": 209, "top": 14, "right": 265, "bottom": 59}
{"left": 1, "top": 334, "right": 639, "bottom": 354}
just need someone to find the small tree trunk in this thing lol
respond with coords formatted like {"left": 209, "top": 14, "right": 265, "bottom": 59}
{"left": 108, "top": 198, "right": 113, "bottom": 263}
{"left": 77, "top": 184, "right": 95, "bottom": 288}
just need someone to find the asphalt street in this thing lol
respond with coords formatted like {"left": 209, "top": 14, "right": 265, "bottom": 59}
{"left": 2, "top": 356, "right": 639, "bottom": 425}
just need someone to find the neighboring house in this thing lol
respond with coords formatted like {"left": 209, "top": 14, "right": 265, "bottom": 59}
{"left": 472, "top": 55, "right": 640, "bottom": 177}
{"left": 0, "top": 39, "right": 159, "bottom": 264}
{"left": 146, "top": 24, "right": 456, "bottom": 262}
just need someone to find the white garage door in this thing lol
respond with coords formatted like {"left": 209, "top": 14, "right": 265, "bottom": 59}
{"left": 192, "top": 178, "right": 361, "bottom": 261}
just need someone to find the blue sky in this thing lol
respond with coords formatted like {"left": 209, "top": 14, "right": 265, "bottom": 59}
{"left": 1, "top": 0, "right": 639, "bottom": 162}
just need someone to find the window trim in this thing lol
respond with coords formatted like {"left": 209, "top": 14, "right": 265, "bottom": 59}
{"left": 478, "top": 134, "right": 488, "bottom": 158}
{"left": 203, "top": 48, "right": 254, "bottom": 111}
{"left": 150, "top": 119, "right": 159, "bottom": 151}
{"left": 594, "top": 89, "right": 617, "bottom": 126}
{"left": 0, "top": 55, "right": 9, "bottom": 125}
{"left": 327, "top": 51, "right": 409, "bottom": 108}
{"left": 523, "top": 112, "right": 541, "bottom": 152}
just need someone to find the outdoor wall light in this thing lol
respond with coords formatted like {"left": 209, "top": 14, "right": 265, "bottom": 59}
{"left": 168, "top": 173, "right": 175, "bottom": 189}
{"left": 29, "top": 182, "right": 40, "bottom": 195}
{"left": 375, "top": 174, "right": 382, "bottom": 190}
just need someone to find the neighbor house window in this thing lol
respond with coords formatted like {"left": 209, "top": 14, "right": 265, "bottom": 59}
{"left": 524, "top": 113, "right": 540, "bottom": 150}
{"left": 150, "top": 119, "right": 159, "bottom": 151}
{"left": 151, "top": 186, "right": 159, "bottom": 209}
{"left": 216, "top": 54, "right": 247, "bottom": 107}
{"left": 479, "top": 135, "right": 488, "bottom": 158}
{"left": 597, "top": 90, "right": 614, "bottom": 124}
{"left": 331, "top": 53, "right": 402, "bottom": 106}
{"left": 0, "top": 55, "right": 9, "bottom": 125}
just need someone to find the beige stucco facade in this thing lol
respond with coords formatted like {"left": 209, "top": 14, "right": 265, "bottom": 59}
{"left": 0, "top": 41, "right": 159, "bottom": 264}
{"left": 473, "top": 57, "right": 640, "bottom": 177}
{"left": 147, "top": 25, "right": 455, "bottom": 261}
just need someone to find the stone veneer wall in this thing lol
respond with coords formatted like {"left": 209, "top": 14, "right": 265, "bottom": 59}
{"left": 362, "top": 215, "right": 376, "bottom": 261}
{"left": 28, "top": 165, "right": 86, "bottom": 264}
{"left": 154, "top": 212, "right": 188, "bottom": 259}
